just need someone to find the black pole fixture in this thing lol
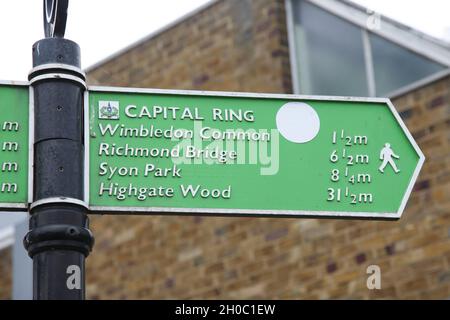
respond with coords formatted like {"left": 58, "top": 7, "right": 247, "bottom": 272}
{"left": 24, "top": 0, "right": 94, "bottom": 300}
{"left": 44, "top": 0, "right": 68, "bottom": 38}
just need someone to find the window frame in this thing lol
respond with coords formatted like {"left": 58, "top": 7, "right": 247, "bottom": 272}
{"left": 285, "top": 0, "right": 450, "bottom": 97}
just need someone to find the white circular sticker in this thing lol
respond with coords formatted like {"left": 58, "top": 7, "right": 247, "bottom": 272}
{"left": 276, "top": 102, "right": 320, "bottom": 143}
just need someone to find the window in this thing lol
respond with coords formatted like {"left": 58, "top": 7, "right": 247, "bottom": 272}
{"left": 292, "top": 0, "right": 368, "bottom": 96}
{"left": 289, "top": 0, "right": 448, "bottom": 97}
{"left": 370, "top": 33, "right": 445, "bottom": 96}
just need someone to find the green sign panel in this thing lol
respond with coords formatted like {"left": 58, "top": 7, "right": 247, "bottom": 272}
{"left": 86, "top": 87, "right": 424, "bottom": 219}
{"left": 0, "top": 82, "right": 30, "bottom": 211}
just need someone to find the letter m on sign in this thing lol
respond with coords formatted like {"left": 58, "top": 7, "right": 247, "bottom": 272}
{"left": 2, "top": 121, "right": 19, "bottom": 131}
{"left": 2, "top": 142, "right": 18, "bottom": 151}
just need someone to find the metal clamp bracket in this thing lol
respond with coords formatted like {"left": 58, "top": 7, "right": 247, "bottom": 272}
{"left": 29, "top": 73, "right": 87, "bottom": 89}
{"left": 30, "top": 197, "right": 89, "bottom": 211}
{"left": 29, "top": 63, "right": 86, "bottom": 80}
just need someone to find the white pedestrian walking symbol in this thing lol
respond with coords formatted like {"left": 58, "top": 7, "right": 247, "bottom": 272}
{"left": 379, "top": 143, "right": 400, "bottom": 174}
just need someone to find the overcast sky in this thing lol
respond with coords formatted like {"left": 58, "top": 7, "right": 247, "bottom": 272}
{"left": 0, "top": 0, "right": 449, "bottom": 81}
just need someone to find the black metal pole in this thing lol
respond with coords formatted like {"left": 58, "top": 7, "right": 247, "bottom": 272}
{"left": 23, "top": 0, "right": 94, "bottom": 300}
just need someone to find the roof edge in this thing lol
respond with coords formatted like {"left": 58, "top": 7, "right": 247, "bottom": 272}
{"left": 341, "top": 0, "right": 450, "bottom": 50}
{"left": 85, "top": 0, "right": 220, "bottom": 74}
{"left": 86, "top": 0, "right": 450, "bottom": 74}
{"left": 306, "top": 0, "right": 450, "bottom": 66}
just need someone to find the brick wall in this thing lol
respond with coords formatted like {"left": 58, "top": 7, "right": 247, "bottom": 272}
{"left": 85, "top": 0, "right": 450, "bottom": 299}
{"left": 0, "top": 248, "right": 12, "bottom": 299}
{"left": 88, "top": 0, "right": 292, "bottom": 93}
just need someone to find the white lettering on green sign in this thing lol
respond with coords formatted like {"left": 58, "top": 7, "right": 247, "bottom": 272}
{"left": 87, "top": 88, "right": 424, "bottom": 219}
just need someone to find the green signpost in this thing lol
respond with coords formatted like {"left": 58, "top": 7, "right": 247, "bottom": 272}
{"left": 86, "top": 86, "right": 424, "bottom": 219}
{"left": 0, "top": 81, "right": 425, "bottom": 218}
{"left": 0, "top": 82, "right": 426, "bottom": 219}
{"left": 0, "top": 82, "right": 30, "bottom": 210}
{"left": 9, "top": 0, "right": 427, "bottom": 300}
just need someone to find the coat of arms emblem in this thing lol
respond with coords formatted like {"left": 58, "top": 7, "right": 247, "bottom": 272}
{"left": 98, "top": 101, "right": 119, "bottom": 120}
